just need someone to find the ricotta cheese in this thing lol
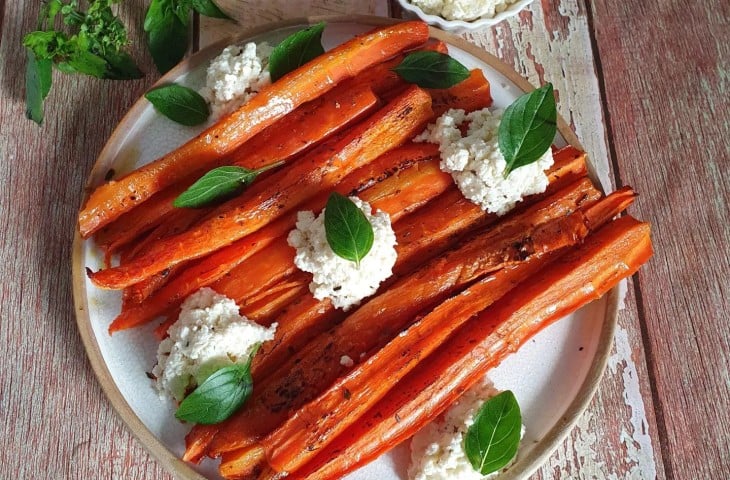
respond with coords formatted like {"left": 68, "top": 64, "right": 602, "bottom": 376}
{"left": 199, "top": 42, "right": 273, "bottom": 120}
{"left": 287, "top": 196, "right": 398, "bottom": 311}
{"left": 152, "top": 288, "right": 277, "bottom": 401}
{"left": 409, "top": 0, "right": 518, "bottom": 21}
{"left": 408, "top": 378, "right": 525, "bottom": 480}
{"left": 416, "top": 107, "right": 553, "bottom": 216}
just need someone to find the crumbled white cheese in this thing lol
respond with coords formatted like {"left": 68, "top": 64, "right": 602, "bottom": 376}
{"left": 152, "top": 288, "right": 277, "bottom": 401}
{"left": 409, "top": 0, "right": 518, "bottom": 21}
{"left": 416, "top": 107, "right": 553, "bottom": 216}
{"left": 287, "top": 196, "right": 397, "bottom": 311}
{"left": 340, "top": 355, "right": 355, "bottom": 367}
{"left": 409, "top": 378, "right": 525, "bottom": 480}
{"left": 199, "top": 42, "right": 273, "bottom": 120}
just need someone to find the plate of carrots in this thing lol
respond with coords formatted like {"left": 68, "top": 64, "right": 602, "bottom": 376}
{"left": 72, "top": 16, "right": 652, "bottom": 480}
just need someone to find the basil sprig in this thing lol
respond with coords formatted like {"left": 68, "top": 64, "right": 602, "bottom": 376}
{"left": 392, "top": 51, "right": 470, "bottom": 89}
{"left": 145, "top": 84, "right": 210, "bottom": 126}
{"left": 144, "top": 0, "right": 233, "bottom": 74}
{"left": 464, "top": 390, "right": 522, "bottom": 475}
{"left": 268, "top": 22, "right": 326, "bottom": 82}
{"left": 174, "top": 161, "right": 284, "bottom": 208}
{"left": 324, "top": 193, "right": 375, "bottom": 267}
{"left": 498, "top": 83, "right": 557, "bottom": 177}
{"left": 175, "top": 350, "right": 256, "bottom": 425}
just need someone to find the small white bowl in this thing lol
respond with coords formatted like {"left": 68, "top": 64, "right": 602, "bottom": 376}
{"left": 397, "top": 0, "right": 535, "bottom": 33}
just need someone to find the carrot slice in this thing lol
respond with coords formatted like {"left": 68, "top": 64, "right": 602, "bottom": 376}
{"left": 92, "top": 86, "right": 433, "bottom": 293}
{"left": 288, "top": 214, "right": 652, "bottom": 480}
{"left": 205, "top": 179, "right": 598, "bottom": 459}
{"left": 79, "top": 21, "right": 429, "bottom": 237}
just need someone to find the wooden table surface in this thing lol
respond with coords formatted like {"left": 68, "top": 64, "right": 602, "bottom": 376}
{"left": 1, "top": 0, "right": 728, "bottom": 478}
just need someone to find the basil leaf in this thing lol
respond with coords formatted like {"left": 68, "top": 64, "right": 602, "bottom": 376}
{"left": 144, "top": 0, "right": 189, "bottom": 74}
{"left": 392, "top": 51, "right": 470, "bottom": 89}
{"left": 59, "top": 49, "right": 108, "bottom": 78}
{"left": 25, "top": 49, "right": 53, "bottom": 124}
{"left": 268, "top": 22, "right": 325, "bottom": 82}
{"left": 175, "top": 362, "right": 253, "bottom": 424}
{"left": 145, "top": 84, "right": 209, "bottom": 126}
{"left": 174, "top": 161, "right": 284, "bottom": 208}
{"left": 103, "top": 51, "right": 144, "bottom": 80}
{"left": 499, "top": 83, "right": 557, "bottom": 177}
{"left": 464, "top": 390, "right": 522, "bottom": 475}
{"left": 324, "top": 192, "right": 375, "bottom": 267}
{"left": 189, "top": 0, "right": 233, "bottom": 19}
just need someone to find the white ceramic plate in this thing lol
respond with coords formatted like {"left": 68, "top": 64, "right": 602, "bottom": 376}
{"left": 73, "top": 16, "right": 618, "bottom": 480}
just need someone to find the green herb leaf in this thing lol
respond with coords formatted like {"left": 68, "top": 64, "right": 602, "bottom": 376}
{"left": 25, "top": 49, "right": 53, "bottom": 124}
{"left": 324, "top": 192, "right": 375, "bottom": 267}
{"left": 175, "top": 360, "right": 254, "bottom": 425}
{"left": 268, "top": 22, "right": 325, "bottom": 82}
{"left": 144, "top": 0, "right": 189, "bottom": 74}
{"left": 188, "top": 0, "right": 233, "bottom": 19}
{"left": 464, "top": 390, "right": 522, "bottom": 475}
{"left": 174, "top": 161, "right": 284, "bottom": 208}
{"left": 145, "top": 84, "right": 210, "bottom": 126}
{"left": 499, "top": 83, "right": 557, "bottom": 177}
{"left": 392, "top": 51, "right": 470, "bottom": 89}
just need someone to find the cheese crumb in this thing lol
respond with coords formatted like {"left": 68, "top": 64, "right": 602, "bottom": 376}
{"left": 340, "top": 355, "right": 355, "bottom": 367}
{"left": 152, "top": 288, "right": 276, "bottom": 401}
{"left": 408, "top": 378, "right": 525, "bottom": 480}
{"left": 416, "top": 107, "right": 553, "bottom": 216}
{"left": 287, "top": 196, "right": 397, "bottom": 311}
{"left": 409, "top": 0, "right": 518, "bottom": 21}
{"left": 199, "top": 42, "right": 272, "bottom": 120}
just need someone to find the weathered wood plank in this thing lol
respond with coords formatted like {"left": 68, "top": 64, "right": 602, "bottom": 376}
{"left": 590, "top": 0, "right": 730, "bottom": 477}
{"left": 0, "top": 2, "right": 172, "bottom": 478}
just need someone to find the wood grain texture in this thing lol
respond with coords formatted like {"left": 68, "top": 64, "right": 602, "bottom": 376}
{"left": 590, "top": 0, "right": 730, "bottom": 477}
{"left": 0, "top": 2, "right": 172, "bottom": 479}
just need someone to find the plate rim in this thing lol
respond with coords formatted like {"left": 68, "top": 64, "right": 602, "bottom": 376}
{"left": 72, "top": 14, "right": 618, "bottom": 480}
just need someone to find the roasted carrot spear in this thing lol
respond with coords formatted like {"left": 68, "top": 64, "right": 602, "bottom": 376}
{"left": 90, "top": 86, "right": 434, "bottom": 291}
{"left": 204, "top": 180, "right": 597, "bottom": 459}
{"left": 78, "top": 21, "right": 430, "bottom": 237}
{"left": 109, "top": 142, "right": 441, "bottom": 333}
{"left": 285, "top": 214, "right": 652, "bottom": 480}
{"left": 258, "top": 189, "right": 638, "bottom": 474}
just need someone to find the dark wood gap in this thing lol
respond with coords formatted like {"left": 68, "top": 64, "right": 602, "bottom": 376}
{"left": 192, "top": 11, "right": 200, "bottom": 53}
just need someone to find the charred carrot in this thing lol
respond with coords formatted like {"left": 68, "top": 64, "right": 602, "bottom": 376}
{"left": 429, "top": 69, "right": 493, "bottom": 117}
{"left": 205, "top": 180, "right": 597, "bottom": 459}
{"left": 109, "top": 142, "right": 441, "bottom": 333}
{"left": 91, "top": 86, "right": 433, "bottom": 291}
{"left": 79, "top": 21, "right": 430, "bottom": 237}
{"left": 288, "top": 214, "right": 652, "bottom": 480}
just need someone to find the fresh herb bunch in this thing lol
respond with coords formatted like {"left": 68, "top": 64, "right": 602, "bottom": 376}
{"left": 144, "top": 0, "right": 233, "bottom": 74}
{"left": 24, "top": 0, "right": 143, "bottom": 124}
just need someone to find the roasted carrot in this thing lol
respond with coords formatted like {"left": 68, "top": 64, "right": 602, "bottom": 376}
{"left": 91, "top": 86, "right": 434, "bottom": 292}
{"left": 94, "top": 84, "right": 380, "bottom": 258}
{"left": 79, "top": 21, "right": 430, "bottom": 237}
{"left": 109, "top": 142, "right": 441, "bottom": 333}
{"left": 204, "top": 180, "right": 597, "bottom": 459}
{"left": 240, "top": 279, "right": 310, "bottom": 325}
{"left": 429, "top": 69, "right": 493, "bottom": 117}
{"left": 287, "top": 214, "right": 652, "bottom": 480}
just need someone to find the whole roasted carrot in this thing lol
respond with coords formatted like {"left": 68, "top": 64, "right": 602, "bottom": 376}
{"left": 429, "top": 69, "right": 493, "bottom": 117}
{"left": 78, "top": 21, "right": 430, "bottom": 237}
{"left": 109, "top": 142, "right": 441, "bottom": 333}
{"left": 90, "top": 86, "right": 433, "bottom": 291}
{"left": 259, "top": 189, "right": 639, "bottom": 474}
{"left": 205, "top": 181, "right": 597, "bottom": 459}
{"left": 286, "top": 214, "right": 652, "bottom": 480}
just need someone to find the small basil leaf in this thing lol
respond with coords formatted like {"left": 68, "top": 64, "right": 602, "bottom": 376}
{"left": 392, "top": 51, "right": 470, "bottom": 89}
{"left": 175, "top": 362, "right": 253, "bottom": 424}
{"left": 25, "top": 49, "right": 53, "bottom": 124}
{"left": 324, "top": 192, "right": 375, "bottom": 267}
{"left": 189, "top": 0, "right": 233, "bottom": 20}
{"left": 145, "top": 84, "right": 209, "bottom": 126}
{"left": 499, "top": 83, "right": 557, "bottom": 177}
{"left": 144, "top": 0, "right": 189, "bottom": 74}
{"left": 464, "top": 390, "right": 522, "bottom": 475}
{"left": 174, "top": 161, "right": 284, "bottom": 208}
{"left": 268, "top": 22, "right": 325, "bottom": 82}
